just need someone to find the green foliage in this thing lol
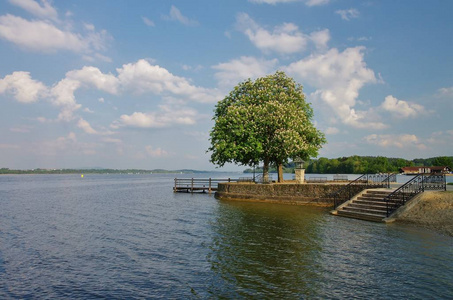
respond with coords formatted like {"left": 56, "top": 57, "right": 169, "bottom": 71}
{"left": 305, "top": 156, "right": 452, "bottom": 174}
{"left": 431, "top": 156, "right": 453, "bottom": 169}
{"left": 208, "top": 71, "right": 326, "bottom": 173}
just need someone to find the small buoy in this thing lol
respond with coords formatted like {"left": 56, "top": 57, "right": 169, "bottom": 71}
{"left": 81, "top": 174, "right": 84, "bottom": 178}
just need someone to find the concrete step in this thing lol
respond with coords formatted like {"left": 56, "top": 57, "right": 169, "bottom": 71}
{"left": 366, "top": 191, "right": 393, "bottom": 196}
{"left": 357, "top": 195, "right": 390, "bottom": 201}
{"left": 353, "top": 199, "right": 398, "bottom": 206}
{"left": 348, "top": 202, "right": 387, "bottom": 210}
{"left": 342, "top": 206, "right": 387, "bottom": 216}
{"left": 336, "top": 210, "right": 385, "bottom": 222}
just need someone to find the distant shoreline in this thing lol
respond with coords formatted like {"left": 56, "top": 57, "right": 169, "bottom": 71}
{"left": 0, "top": 169, "right": 227, "bottom": 175}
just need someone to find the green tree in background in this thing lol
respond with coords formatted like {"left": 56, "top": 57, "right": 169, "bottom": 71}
{"left": 208, "top": 71, "right": 326, "bottom": 182}
{"left": 432, "top": 156, "right": 453, "bottom": 169}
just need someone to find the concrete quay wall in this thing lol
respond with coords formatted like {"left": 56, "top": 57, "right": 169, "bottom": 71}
{"left": 215, "top": 182, "right": 375, "bottom": 206}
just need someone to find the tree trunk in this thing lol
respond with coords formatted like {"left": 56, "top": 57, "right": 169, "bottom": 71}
{"left": 263, "top": 157, "right": 270, "bottom": 183}
{"left": 277, "top": 163, "right": 284, "bottom": 183}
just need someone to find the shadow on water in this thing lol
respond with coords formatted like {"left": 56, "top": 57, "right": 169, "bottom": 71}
{"left": 207, "top": 200, "right": 330, "bottom": 298}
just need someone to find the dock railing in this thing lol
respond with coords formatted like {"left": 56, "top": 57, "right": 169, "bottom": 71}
{"left": 174, "top": 178, "right": 235, "bottom": 194}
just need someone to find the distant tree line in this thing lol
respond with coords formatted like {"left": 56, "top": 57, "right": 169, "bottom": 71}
{"left": 0, "top": 168, "right": 211, "bottom": 175}
{"left": 244, "top": 156, "right": 453, "bottom": 174}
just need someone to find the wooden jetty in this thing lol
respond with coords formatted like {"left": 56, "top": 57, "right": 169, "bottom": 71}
{"left": 174, "top": 178, "right": 237, "bottom": 194}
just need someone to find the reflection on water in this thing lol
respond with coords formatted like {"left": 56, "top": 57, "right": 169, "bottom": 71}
{"left": 208, "top": 200, "right": 453, "bottom": 299}
{"left": 208, "top": 202, "right": 329, "bottom": 298}
{"left": 0, "top": 174, "right": 451, "bottom": 299}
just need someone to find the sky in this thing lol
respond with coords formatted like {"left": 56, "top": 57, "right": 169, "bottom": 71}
{"left": 0, "top": 0, "right": 452, "bottom": 171}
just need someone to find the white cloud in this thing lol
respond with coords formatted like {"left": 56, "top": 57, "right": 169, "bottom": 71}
{"left": 162, "top": 5, "right": 198, "bottom": 26}
{"left": 325, "top": 127, "right": 339, "bottom": 135}
{"left": 49, "top": 66, "right": 118, "bottom": 121}
{"left": 66, "top": 66, "right": 119, "bottom": 94}
{"left": 249, "top": 0, "right": 330, "bottom": 6}
{"left": 113, "top": 105, "right": 199, "bottom": 129}
{"left": 336, "top": 8, "right": 360, "bottom": 21}
{"left": 236, "top": 13, "right": 306, "bottom": 54}
{"left": 0, "top": 71, "right": 47, "bottom": 103}
{"left": 437, "top": 86, "right": 453, "bottom": 97}
{"left": 310, "top": 29, "right": 330, "bottom": 50}
{"left": 364, "top": 134, "right": 426, "bottom": 150}
{"left": 98, "top": 97, "right": 105, "bottom": 103}
{"left": 77, "top": 118, "right": 98, "bottom": 134}
{"left": 145, "top": 146, "right": 169, "bottom": 158}
{"left": 212, "top": 56, "right": 278, "bottom": 88}
{"left": 380, "top": 95, "right": 425, "bottom": 118}
{"left": 305, "top": 0, "right": 330, "bottom": 6}
{"left": 285, "top": 47, "right": 383, "bottom": 128}
{"left": 50, "top": 78, "right": 82, "bottom": 121}
{"left": 0, "top": 14, "right": 110, "bottom": 54}
{"left": 236, "top": 13, "right": 330, "bottom": 55}
{"left": 117, "top": 59, "right": 221, "bottom": 103}
{"left": 9, "top": 0, "right": 58, "bottom": 21}
{"left": 142, "top": 16, "right": 155, "bottom": 27}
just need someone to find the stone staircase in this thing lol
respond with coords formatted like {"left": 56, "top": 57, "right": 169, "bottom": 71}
{"left": 333, "top": 189, "right": 399, "bottom": 222}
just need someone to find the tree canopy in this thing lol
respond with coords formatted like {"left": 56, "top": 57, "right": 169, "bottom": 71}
{"left": 208, "top": 71, "right": 326, "bottom": 182}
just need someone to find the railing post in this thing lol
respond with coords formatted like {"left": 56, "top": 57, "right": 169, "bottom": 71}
{"left": 209, "top": 178, "right": 212, "bottom": 194}
{"left": 174, "top": 178, "right": 177, "bottom": 192}
{"left": 421, "top": 174, "right": 424, "bottom": 192}
{"left": 191, "top": 178, "right": 194, "bottom": 194}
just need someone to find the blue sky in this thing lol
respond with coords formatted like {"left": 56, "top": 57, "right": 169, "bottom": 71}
{"left": 0, "top": 0, "right": 452, "bottom": 171}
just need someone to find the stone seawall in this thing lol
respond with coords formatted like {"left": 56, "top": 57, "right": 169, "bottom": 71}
{"left": 215, "top": 182, "right": 375, "bottom": 206}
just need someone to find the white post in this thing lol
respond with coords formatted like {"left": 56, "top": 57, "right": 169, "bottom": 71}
{"left": 295, "top": 168, "right": 305, "bottom": 184}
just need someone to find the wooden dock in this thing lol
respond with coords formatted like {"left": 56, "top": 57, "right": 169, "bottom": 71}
{"left": 174, "top": 178, "right": 235, "bottom": 194}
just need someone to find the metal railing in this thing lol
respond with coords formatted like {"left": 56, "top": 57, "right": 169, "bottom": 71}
{"left": 385, "top": 173, "right": 446, "bottom": 216}
{"left": 332, "top": 173, "right": 396, "bottom": 208}
{"left": 174, "top": 178, "right": 234, "bottom": 193}
{"left": 254, "top": 174, "right": 273, "bottom": 184}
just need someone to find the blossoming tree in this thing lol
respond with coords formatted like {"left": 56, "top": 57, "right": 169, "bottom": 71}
{"left": 208, "top": 71, "right": 326, "bottom": 182}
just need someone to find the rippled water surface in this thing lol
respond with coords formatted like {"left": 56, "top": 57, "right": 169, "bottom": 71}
{"left": 0, "top": 174, "right": 452, "bottom": 299}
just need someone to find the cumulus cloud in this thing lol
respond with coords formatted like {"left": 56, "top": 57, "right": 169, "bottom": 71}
{"left": 212, "top": 56, "right": 278, "bottom": 88}
{"left": 380, "top": 95, "right": 425, "bottom": 118}
{"left": 0, "top": 71, "right": 47, "bottom": 103}
{"left": 9, "top": 0, "right": 58, "bottom": 21}
{"left": 50, "top": 78, "right": 82, "bottom": 121}
{"left": 236, "top": 13, "right": 329, "bottom": 55}
{"left": 309, "top": 29, "right": 330, "bottom": 50}
{"left": 336, "top": 8, "right": 360, "bottom": 21}
{"left": 145, "top": 146, "right": 169, "bottom": 157}
{"left": 285, "top": 47, "right": 383, "bottom": 128}
{"left": 66, "top": 66, "right": 119, "bottom": 94}
{"left": 249, "top": 0, "right": 330, "bottom": 6}
{"left": 117, "top": 59, "right": 221, "bottom": 103}
{"left": 113, "top": 105, "right": 199, "bottom": 129}
{"left": 5, "top": 59, "right": 219, "bottom": 123}
{"left": 364, "top": 134, "right": 426, "bottom": 150}
{"left": 77, "top": 118, "right": 98, "bottom": 134}
{"left": 0, "top": 14, "right": 110, "bottom": 55}
{"left": 162, "top": 5, "right": 198, "bottom": 26}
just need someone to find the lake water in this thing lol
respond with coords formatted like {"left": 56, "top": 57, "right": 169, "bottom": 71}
{"left": 0, "top": 174, "right": 451, "bottom": 299}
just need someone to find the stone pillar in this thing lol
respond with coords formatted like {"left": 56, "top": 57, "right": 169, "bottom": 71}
{"left": 295, "top": 168, "right": 305, "bottom": 184}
